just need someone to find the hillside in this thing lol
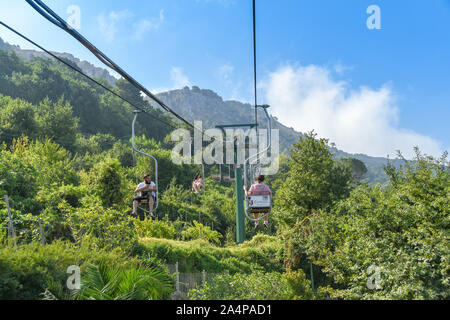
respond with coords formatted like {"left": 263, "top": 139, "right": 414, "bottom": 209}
{"left": 0, "top": 37, "right": 448, "bottom": 301}
{"left": 0, "top": 37, "right": 117, "bottom": 85}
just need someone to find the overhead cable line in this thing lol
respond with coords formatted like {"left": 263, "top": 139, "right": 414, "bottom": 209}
{"left": 25, "top": 0, "right": 201, "bottom": 133}
{"left": 0, "top": 20, "right": 179, "bottom": 132}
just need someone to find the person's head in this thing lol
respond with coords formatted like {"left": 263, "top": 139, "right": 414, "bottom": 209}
{"left": 195, "top": 173, "right": 201, "bottom": 180}
{"left": 256, "top": 175, "right": 265, "bottom": 183}
{"left": 143, "top": 174, "right": 151, "bottom": 184}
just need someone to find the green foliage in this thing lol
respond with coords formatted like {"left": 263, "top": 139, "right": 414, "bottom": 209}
{"left": 135, "top": 218, "right": 177, "bottom": 240}
{"left": 182, "top": 221, "right": 223, "bottom": 245}
{"left": 0, "top": 241, "right": 130, "bottom": 300}
{"left": 72, "top": 262, "right": 174, "bottom": 300}
{"left": 0, "top": 95, "right": 37, "bottom": 144}
{"left": 0, "top": 50, "right": 175, "bottom": 145}
{"left": 301, "top": 150, "right": 449, "bottom": 299}
{"left": 66, "top": 202, "right": 137, "bottom": 253}
{"left": 0, "top": 137, "right": 41, "bottom": 214}
{"left": 81, "top": 157, "right": 126, "bottom": 207}
{"left": 34, "top": 97, "right": 79, "bottom": 152}
{"left": 274, "top": 131, "right": 353, "bottom": 227}
{"left": 0, "top": 48, "right": 448, "bottom": 300}
{"left": 340, "top": 157, "right": 368, "bottom": 183}
{"left": 134, "top": 237, "right": 285, "bottom": 274}
{"left": 189, "top": 272, "right": 295, "bottom": 300}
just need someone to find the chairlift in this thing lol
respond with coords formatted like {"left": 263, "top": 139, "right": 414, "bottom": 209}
{"left": 243, "top": 105, "right": 273, "bottom": 222}
{"left": 132, "top": 110, "right": 158, "bottom": 217}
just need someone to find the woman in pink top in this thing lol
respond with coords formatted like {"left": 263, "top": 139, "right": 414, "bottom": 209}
{"left": 192, "top": 173, "right": 204, "bottom": 194}
{"left": 244, "top": 175, "right": 272, "bottom": 228}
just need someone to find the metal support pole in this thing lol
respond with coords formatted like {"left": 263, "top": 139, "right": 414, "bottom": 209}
{"left": 235, "top": 139, "right": 246, "bottom": 244}
{"left": 175, "top": 261, "right": 180, "bottom": 293}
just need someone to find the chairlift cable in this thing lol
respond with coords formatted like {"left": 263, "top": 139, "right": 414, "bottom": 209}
{"left": 25, "top": 0, "right": 204, "bottom": 135}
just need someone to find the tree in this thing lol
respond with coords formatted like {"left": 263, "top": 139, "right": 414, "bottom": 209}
{"left": 35, "top": 97, "right": 79, "bottom": 152}
{"left": 302, "top": 149, "right": 449, "bottom": 299}
{"left": 341, "top": 158, "right": 368, "bottom": 183}
{"left": 83, "top": 157, "right": 125, "bottom": 208}
{"left": 273, "top": 131, "right": 352, "bottom": 227}
{"left": 0, "top": 95, "right": 37, "bottom": 144}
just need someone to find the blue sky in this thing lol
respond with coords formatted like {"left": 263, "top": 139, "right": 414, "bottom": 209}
{"left": 0, "top": 0, "right": 448, "bottom": 158}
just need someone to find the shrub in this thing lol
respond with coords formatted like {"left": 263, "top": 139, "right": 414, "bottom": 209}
{"left": 135, "top": 218, "right": 177, "bottom": 240}
{"left": 0, "top": 241, "right": 131, "bottom": 300}
{"left": 182, "top": 221, "right": 222, "bottom": 245}
{"left": 133, "top": 237, "right": 285, "bottom": 274}
{"left": 66, "top": 201, "right": 137, "bottom": 253}
{"left": 72, "top": 262, "right": 174, "bottom": 300}
{"left": 189, "top": 272, "right": 294, "bottom": 300}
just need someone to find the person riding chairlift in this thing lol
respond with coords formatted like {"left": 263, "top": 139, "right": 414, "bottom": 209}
{"left": 192, "top": 173, "right": 204, "bottom": 194}
{"left": 244, "top": 174, "right": 271, "bottom": 228}
{"left": 132, "top": 174, "right": 156, "bottom": 218}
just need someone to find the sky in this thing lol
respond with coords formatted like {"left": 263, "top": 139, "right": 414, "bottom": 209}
{"left": 0, "top": 0, "right": 449, "bottom": 159}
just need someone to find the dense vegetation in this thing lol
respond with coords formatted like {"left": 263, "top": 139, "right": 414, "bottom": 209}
{"left": 0, "top": 49, "right": 448, "bottom": 300}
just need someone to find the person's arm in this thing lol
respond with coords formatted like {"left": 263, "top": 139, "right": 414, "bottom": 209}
{"left": 135, "top": 184, "right": 152, "bottom": 193}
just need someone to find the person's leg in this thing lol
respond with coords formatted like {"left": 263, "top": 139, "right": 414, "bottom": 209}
{"left": 132, "top": 199, "right": 139, "bottom": 216}
{"left": 148, "top": 196, "right": 154, "bottom": 217}
{"left": 264, "top": 214, "right": 269, "bottom": 227}
{"left": 254, "top": 213, "right": 259, "bottom": 228}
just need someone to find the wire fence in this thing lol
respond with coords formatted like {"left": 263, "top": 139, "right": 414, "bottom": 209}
{"left": 1, "top": 195, "right": 47, "bottom": 246}
{"left": 3, "top": 195, "right": 218, "bottom": 300}
{"left": 167, "top": 262, "right": 217, "bottom": 300}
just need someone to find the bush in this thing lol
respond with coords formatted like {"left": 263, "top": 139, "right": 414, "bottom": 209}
{"left": 133, "top": 237, "right": 285, "bottom": 274}
{"left": 182, "top": 221, "right": 222, "bottom": 245}
{"left": 189, "top": 272, "right": 295, "bottom": 300}
{"left": 66, "top": 201, "right": 137, "bottom": 253}
{"left": 301, "top": 150, "right": 450, "bottom": 299}
{"left": 0, "top": 241, "right": 131, "bottom": 300}
{"left": 135, "top": 218, "right": 177, "bottom": 240}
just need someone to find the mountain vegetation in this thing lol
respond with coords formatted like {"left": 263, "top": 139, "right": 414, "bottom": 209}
{"left": 0, "top": 43, "right": 448, "bottom": 300}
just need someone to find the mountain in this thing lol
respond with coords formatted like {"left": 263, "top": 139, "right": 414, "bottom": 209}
{"left": 155, "top": 86, "right": 300, "bottom": 153}
{"left": 154, "top": 87, "right": 402, "bottom": 184}
{"left": 0, "top": 36, "right": 396, "bottom": 184}
{"left": 0, "top": 37, "right": 117, "bottom": 85}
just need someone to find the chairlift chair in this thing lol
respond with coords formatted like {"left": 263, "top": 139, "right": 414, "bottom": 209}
{"left": 132, "top": 110, "right": 158, "bottom": 217}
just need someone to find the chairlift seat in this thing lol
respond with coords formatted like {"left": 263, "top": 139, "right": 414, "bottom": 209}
{"left": 247, "top": 192, "right": 271, "bottom": 214}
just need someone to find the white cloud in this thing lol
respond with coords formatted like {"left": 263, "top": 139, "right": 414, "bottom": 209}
{"left": 133, "top": 10, "right": 165, "bottom": 40}
{"left": 262, "top": 64, "right": 444, "bottom": 159}
{"left": 170, "top": 67, "right": 191, "bottom": 89}
{"left": 97, "top": 10, "right": 133, "bottom": 42}
{"left": 97, "top": 9, "right": 164, "bottom": 42}
{"left": 146, "top": 66, "right": 192, "bottom": 95}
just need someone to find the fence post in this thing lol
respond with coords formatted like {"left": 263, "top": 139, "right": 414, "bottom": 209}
{"left": 5, "top": 195, "right": 16, "bottom": 246}
{"left": 175, "top": 261, "right": 180, "bottom": 293}
{"left": 38, "top": 218, "right": 45, "bottom": 245}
